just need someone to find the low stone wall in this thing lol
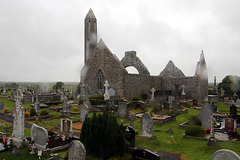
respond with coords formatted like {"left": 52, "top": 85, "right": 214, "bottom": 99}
{"left": 153, "top": 115, "right": 176, "bottom": 125}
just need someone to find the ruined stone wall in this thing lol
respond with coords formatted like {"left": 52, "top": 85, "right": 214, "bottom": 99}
{"left": 124, "top": 74, "right": 152, "bottom": 100}
{"left": 161, "top": 76, "right": 200, "bottom": 99}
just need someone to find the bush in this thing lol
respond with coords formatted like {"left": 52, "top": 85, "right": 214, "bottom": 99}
{"left": 185, "top": 125, "right": 205, "bottom": 137}
{"left": 40, "top": 110, "right": 49, "bottom": 116}
{"left": 25, "top": 110, "right": 30, "bottom": 117}
{"left": 80, "top": 113, "right": 125, "bottom": 158}
{"left": 189, "top": 115, "right": 201, "bottom": 126}
{"left": 30, "top": 108, "right": 36, "bottom": 116}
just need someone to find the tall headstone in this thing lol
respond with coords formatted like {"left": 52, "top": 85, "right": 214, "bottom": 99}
{"left": 139, "top": 112, "right": 155, "bottom": 138}
{"left": 62, "top": 96, "right": 70, "bottom": 117}
{"left": 129, "top": 113, "right": 136, "bottom": 128}
{"left": 230, "top": 104, "right": 237, "bottom": 115}
{"left": 34, "top": 90, "right": 40, "bottom": 113}
{"left": 80, "top": 103, "right": 89, "bottom": 122}
{"left": 150, "top": 88, "right": 156, "bottom": 102}
{"left": 68, "top": 140, "right": 86, "bottom": 160}
{"left": 200, "top": 103, "right": 212, "bottom": 129}
{"left": 12, "top": 89, "right": 25, "bottom": 140}
{"left": 31, "top": 123, "right": 48, "bottom": 150}
{"left": 61, "top": 118, "right": 73, "bottom": 137}
{"left": 118, "top": 102, "right": 127, "bottom": 117}
{"left": 104, "top": 80, "right": 110, "bottom": 101}
{"left": 211, "top": 149, "right": 240, "bottom": 160}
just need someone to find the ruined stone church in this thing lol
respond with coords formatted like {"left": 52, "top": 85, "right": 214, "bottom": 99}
{"left": 78, "top": 9, "right": 208, "bottom": 102}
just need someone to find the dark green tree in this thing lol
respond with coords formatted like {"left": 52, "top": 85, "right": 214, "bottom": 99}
{"left": 53, "top": 82, "right": 64, "bottom": 90}
{"left": 218, "top": 75, "right": 240, "bottom": 97}
{"left": 80, "top": 112, "right": 125, "bottom": 159}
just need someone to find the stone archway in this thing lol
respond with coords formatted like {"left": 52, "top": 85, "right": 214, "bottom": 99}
{"left": 121, "top": 51, "right": 150, "bottom": 76}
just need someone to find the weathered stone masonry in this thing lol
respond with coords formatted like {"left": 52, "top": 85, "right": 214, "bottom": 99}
{"left": 78, "top": 9, "right": 208, "bottom": 101}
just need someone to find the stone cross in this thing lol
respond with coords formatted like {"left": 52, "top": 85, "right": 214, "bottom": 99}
{"left": 150, "top": 88, "right": 156, "bottom": 101}
{"left": 104, "top": 81, "right": 110, "bottom": 100}
{"left": 12, "top": 89, "right": 25, "bottom": 139}
{"left": 181, "top": 85, "right": 186, "bottom": 95}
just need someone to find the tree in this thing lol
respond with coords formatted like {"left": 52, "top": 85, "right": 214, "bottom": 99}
{"left": 218, "top": 75, "right": 240, "bottom": 97}
{"left": 53, "top": 82, "right": 64, "bottom": 90}
{"left": 80, "top": 112, "right": 125, "bottom": 158}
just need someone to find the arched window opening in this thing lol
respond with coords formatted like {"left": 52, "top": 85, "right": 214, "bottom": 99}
{"left": 97, "top": 70, "right": 104, "bottom": 90}
{"left": 125, "top": 66, "right": 139, "bottom": 74}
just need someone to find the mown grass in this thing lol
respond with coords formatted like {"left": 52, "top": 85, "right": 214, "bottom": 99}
{"left": 0, "top": 146, "right": 50, "bottom": 160}
{"left": 132, "top": 107, "right": 240, "bottom": 160}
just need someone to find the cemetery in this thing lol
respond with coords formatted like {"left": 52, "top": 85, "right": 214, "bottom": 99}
{"left": 0, "top": 80, "right": 240, "bottom": 160}
{"left": 0, "top": 8, "right": 240, "bottom": 160}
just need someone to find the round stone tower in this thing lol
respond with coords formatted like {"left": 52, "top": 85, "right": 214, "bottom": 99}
{"left": 84, "top": 9, "right": 97, "bottom": 64}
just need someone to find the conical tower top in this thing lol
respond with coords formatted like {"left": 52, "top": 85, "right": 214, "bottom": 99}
{"left": 85, "top": 8, "right": 96, "bottom": 19}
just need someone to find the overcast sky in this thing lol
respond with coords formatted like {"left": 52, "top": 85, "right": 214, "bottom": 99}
{"left": 0, "top": 0, "right": 240, "bottom": 83}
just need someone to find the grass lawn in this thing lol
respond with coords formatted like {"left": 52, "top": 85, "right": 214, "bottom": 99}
{"left": 0, "top": 146, "right": 50, "bottom": 160}
{"left": 1, "top": 99, "right": 240, "bottom": 160}
{"left": 131, "top": 107, "right": 240, "bottom": 160}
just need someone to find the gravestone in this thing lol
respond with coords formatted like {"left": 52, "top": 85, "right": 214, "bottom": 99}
{"left": 12, "top": 89, "right": 25, "bottom": 139}
{"left": 108, "top": 88, "right": 115, "bottom": 97}
{"left": 125, "top": 126, "right": 137, "bottom": 147}
{"left": 129, "top": 113, "right": 136, "bottom": 128}
{"left": 80, "top": 103, "right": 89, "bottom": 122}
{"left": 132, "top": 148, "right": 160, "bottom": 160}
{"left": 224, "top": 118, "right": 236, "bottom": 130}
{"left": 200, "top": 103, "right": 212, "bottom": 129}
{"left": 68, "top": 140, "right": 86, "bottom": 160}
{"left": 139, "top": 112, "right": 155, "bottom": 138}
{"left": 62, "top": 96, "right": 70, "bottom": 117}
{"left": 230, "top": 104, "right": 237, "bottom": 115}
{"left": 168, "top": 96, "right": 175, "bottom": 106}
{"left": 34, "top": 91, "right": 40, "bottom": 113}
{"left": 118, "top": 102, "right": 127, "bottom": 117}
{"left": 61, "top": 118, "right": 73, "bottom": 137}
{"left": 31, "top": 123, "right": 48, "bottom": 150}
{"left": 104, "top": 80, "right": 110, "bottom": 100}
{"left": 150, "top": 88, "right": 156, "bottom": 102}
{"left": 211, "top": 149, "right": 240, "bottom": 160}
